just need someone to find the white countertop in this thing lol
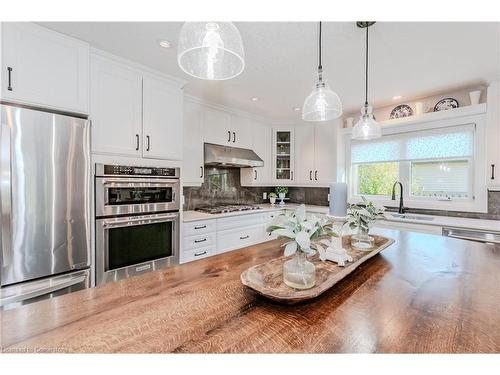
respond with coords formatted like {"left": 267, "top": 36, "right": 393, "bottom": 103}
{"left": 382, "top": 213, "right": 500, "bottom": 232}
{"left": 182, "top": 203, "right": 329, "bottom": 222}
{"left": 183, "top": 203, "right": 500, "bottom": 232}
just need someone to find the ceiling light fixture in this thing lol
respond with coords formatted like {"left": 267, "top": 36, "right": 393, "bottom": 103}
{"left": 251, "top": 97, "right": 259, "bottom": 102}
{"left": 352, "top": 21, "right": 382, "bottom": 140}
{"left": 302, "top": 22, "right": 342, "bottom": 122}
{"left": 158, "top": 40, "right": 171, "bottom": 48}
{"left": 177, "top": 22, "right": 245, "bottom": 80}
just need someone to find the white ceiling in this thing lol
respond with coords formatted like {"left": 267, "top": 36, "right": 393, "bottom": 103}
{"left": 39, "top": 22, "right": 500, "bottom": 122}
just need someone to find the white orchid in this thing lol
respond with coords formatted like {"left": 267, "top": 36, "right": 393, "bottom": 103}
{"left": 267, "top": 204, "right": 338, "bottom": 260}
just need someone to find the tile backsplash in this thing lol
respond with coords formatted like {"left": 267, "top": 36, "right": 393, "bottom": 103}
{"left": 183, "top": 167, "right": 500, "bottom": 220}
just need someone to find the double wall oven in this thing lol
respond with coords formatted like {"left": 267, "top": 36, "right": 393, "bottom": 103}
{"left": 95, "top": 164, "right": 180, "bottom": 285}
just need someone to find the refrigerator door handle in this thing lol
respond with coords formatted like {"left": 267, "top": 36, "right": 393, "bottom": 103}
{"left": 0, "top": 118, "right": 12, "bottom": 268}
{"left": 0, "top": 272, "right": 87, "bottom": 307}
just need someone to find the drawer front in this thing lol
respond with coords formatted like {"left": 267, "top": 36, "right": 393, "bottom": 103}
{"left": 180, "top": 246, "right": 215, "bottom": 264}
{"left": 183, "top": 220, "right": 216, "bottom": 237}
{"left": 217, "top": 224, "right": 266, "bottom": 254}
{"left": 217, "top": 213, "right": 267, "bottom": 231}
{"left": 183, "top": 232, "right": 217, "bottom": 251}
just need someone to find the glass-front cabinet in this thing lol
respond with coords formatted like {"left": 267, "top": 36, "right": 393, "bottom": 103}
{"left": 273, "top": 128, "right": 295, "bottom": 183}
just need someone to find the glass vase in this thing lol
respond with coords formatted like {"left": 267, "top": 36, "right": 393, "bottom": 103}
{"left": 351, "top": 226, "right": 374, "bottom": 251}
{"left": 283, "top": 251, "right": 316, "bottom": 289}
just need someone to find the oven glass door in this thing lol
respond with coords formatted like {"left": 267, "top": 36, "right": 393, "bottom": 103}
{"left": 107, "top": 185, "right": 173, "bottom": 206}
{"left": 96, "top": 178, "right": 180, "bottom": 217}
{"left": 107, "top": 221, "right": 173, "bottom": 270}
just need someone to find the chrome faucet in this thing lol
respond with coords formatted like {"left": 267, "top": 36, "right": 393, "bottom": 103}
{"left": 391, "top": 181, "right": 406, "bottom": 214}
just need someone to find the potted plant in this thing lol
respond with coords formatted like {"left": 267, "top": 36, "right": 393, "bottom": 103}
{"left": 346, "top": 196, "right": 385, "bottom": 250}
{"left": 267, "top": 205, "right": 338, "bottom": 289}
{"left": 275, "top": 186, "right": 288, "bottom": 199}
{"left": 268, "top": 192, "right": 277, "bottom": 205}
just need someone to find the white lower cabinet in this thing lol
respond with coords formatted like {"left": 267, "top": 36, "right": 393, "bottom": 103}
{"left": 181, "top": 210, "right": 284, "bottom": 263}
{"left": 217, "top": 224, "right": 266, "bottom": 254}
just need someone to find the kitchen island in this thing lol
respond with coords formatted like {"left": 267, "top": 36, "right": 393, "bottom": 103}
{"left": 1, "top": 229, "right": 499, "bottom": 353}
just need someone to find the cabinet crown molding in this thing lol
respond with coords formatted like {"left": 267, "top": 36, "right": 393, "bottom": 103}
{"left": 90, "top": 47, "right": 187, "bottom": 89}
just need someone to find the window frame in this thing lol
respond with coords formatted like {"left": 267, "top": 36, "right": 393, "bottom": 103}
{"left": 344, "top": 112, "right": 488, "bottom": 213}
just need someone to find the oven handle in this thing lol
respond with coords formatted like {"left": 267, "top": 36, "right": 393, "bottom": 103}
{"left": 102, "top": 213, "right": 179, "bottom": 229}
{"left": 102, "top": 181, "right": 178, "bottom": 188}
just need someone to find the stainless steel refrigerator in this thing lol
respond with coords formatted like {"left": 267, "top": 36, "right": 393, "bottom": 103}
{"left": 0, "top": 104, "right": 90, "bottom": 310}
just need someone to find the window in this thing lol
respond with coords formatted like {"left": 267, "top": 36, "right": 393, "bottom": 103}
{"left": 347, "top": 121, "right": 486, "bottom": 212}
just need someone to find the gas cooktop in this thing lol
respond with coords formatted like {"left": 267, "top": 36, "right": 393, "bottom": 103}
{"left": 195, "top": 204, "right": 262, "bottom": 214}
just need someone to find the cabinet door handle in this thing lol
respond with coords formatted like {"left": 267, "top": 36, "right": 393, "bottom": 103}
{"left": 315, "top": 170, "right": 318, "bottom": 180}
{"left": 240, "top": 235, "right": 250, "bottom": 240}
{"left": 7, "top": 67, "right": 13, "bottom": 91}
{"left": 135, "top": 134, "right": 140, "bottom": 151}
{"left": 146, "top": 135, "right": 150, "bottom": 151}
{"left": 200, "top": 166, "right": 204, "bottom": 178}
{"left": 227, "top": 131, "right": 231, "bottom": 142}
{"left": 254, "top": 170, "right": 257, "bottom": 180}
{"left": 232, "top": 131, "right": 236, "bottom": 143}
{"left": 194, "top": 251, "right": 207, "bottom": 257}
{"left": 309, "top": 170, "right": 312, "bottom": 180}
{"left": 194, "top": 238, "right": 207, "bottom": 243}
{"left": 491, "top": 164, "right": 495, "bottom": 180}
{"left": 194, "top": 225, "right": 207, "bottom": 230}
{"left": 291, "top": 171, "right": 294, "bottom": 180}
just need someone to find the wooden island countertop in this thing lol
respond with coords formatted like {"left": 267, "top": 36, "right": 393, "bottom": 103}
{"left": 1, "top": 229, "right": 499, "bottom": 353}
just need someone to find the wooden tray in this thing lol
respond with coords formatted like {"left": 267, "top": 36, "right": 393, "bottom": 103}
{"left": 240, "top": 235, "right": 395, "bottom": 304}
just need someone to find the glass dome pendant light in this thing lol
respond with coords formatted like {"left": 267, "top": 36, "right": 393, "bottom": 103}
{"left": 177, "top": 22, "right": 245, "bottom": 80}
{"left": 302, "top": 22, "right": 343, "bottom": 122}
{"left": 352, "top": 21, "right": 381, "bottom": 140}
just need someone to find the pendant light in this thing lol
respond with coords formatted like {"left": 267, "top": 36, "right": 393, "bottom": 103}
{"left": 352, "top": 21, "right": 381, "bottom": 140}
{"left": 177, "top": 22, "right": 245, "bottom": 80}
{"left": 302, "top": 22, "right": 342, "bottom": 122}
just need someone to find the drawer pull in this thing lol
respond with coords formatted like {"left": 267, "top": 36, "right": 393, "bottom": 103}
{"left": 194, "top": 251, "right": 207, "bottom": 257}
{"left": 194, "top": 225, "right": 207, "bottom": 230}
{"left": 240, "top": 235, "right": 250, "bottom": 240}
{"left": 194, "top": 238, "right": 207, "bottom": 243}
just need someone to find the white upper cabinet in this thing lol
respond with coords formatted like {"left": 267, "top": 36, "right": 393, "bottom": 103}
{"left": 203, "top": 108, "right": 232, "bottom": 145}
{"left": 183, "top": 100, "right": 205, "bottom": 185}
{"left": 241, "top": 121, "right": 272, "bottom": 185}
{"left": 90, "top": 54, "right": 143, "bottom": 157}
{"left": 231, "top": 115, "right": 253, "bottom": 149}
{"left": 142, "top": 76, "right": 183, "bottom": 160}
{"left": 1, "top": 22, "right": 90, "bottom": 114}
{"left": 272, "top": 128, "right": 295, "bottom": 183}
{"left": 202, "top": 107, "right": 253, "bottom": 148}
{"left": 90, "top": 51, "right": 184, "bottom": 161}
{"left": 313, "top": 123, "right": 337, "bottom": 183}
{"left": 294, "top": 123, "right": 337, "bottom": 185}
{"left": 486, "top": 81, "right": 500, "bottom": 187}
{"left": 294, "top": 126, "right": 315, "bottom": 183}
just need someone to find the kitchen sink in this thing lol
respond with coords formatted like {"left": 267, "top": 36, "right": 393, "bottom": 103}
{"left": 388, "top": 213, "right": 435, "bottom": 221}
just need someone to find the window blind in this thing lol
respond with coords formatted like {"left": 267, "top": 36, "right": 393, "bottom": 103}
{"left": 351, "top": 124, "right": 474, "bottom": 164}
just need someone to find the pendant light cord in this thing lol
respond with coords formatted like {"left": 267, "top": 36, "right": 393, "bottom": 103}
{"left": 318, "top": 21, "right": 323, "bottom": 82}
{"left": 364, "top": 26, "right": 369, "bottom": 106}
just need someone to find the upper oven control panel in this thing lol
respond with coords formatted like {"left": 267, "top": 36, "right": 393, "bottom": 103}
{"left": 95, "top": 164, "right": 180, "bottom": 178}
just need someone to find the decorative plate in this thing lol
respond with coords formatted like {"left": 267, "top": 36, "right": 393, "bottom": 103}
{"left": 390, "top": 104, "right": 413, "bottom": 119}
{"left": 434, "top": 98, "right": 459, "bottom": 112}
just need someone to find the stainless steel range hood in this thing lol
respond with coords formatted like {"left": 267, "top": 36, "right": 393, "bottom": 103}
{"left": 204, "top": 143, "right": 264, "bottom": 168}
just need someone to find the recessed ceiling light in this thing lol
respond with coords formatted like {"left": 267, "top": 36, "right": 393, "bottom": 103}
{"left": 158, "top": 40, "right": 171, "bottom": 48}
{"left": 392, "top": 95, "right": 402, "bottom": 100}
{"left": 251, "top": 97, "right": 259, "bottom": 102}
{"left": 293, "top": 107, "right": 301, "bottom": 112}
